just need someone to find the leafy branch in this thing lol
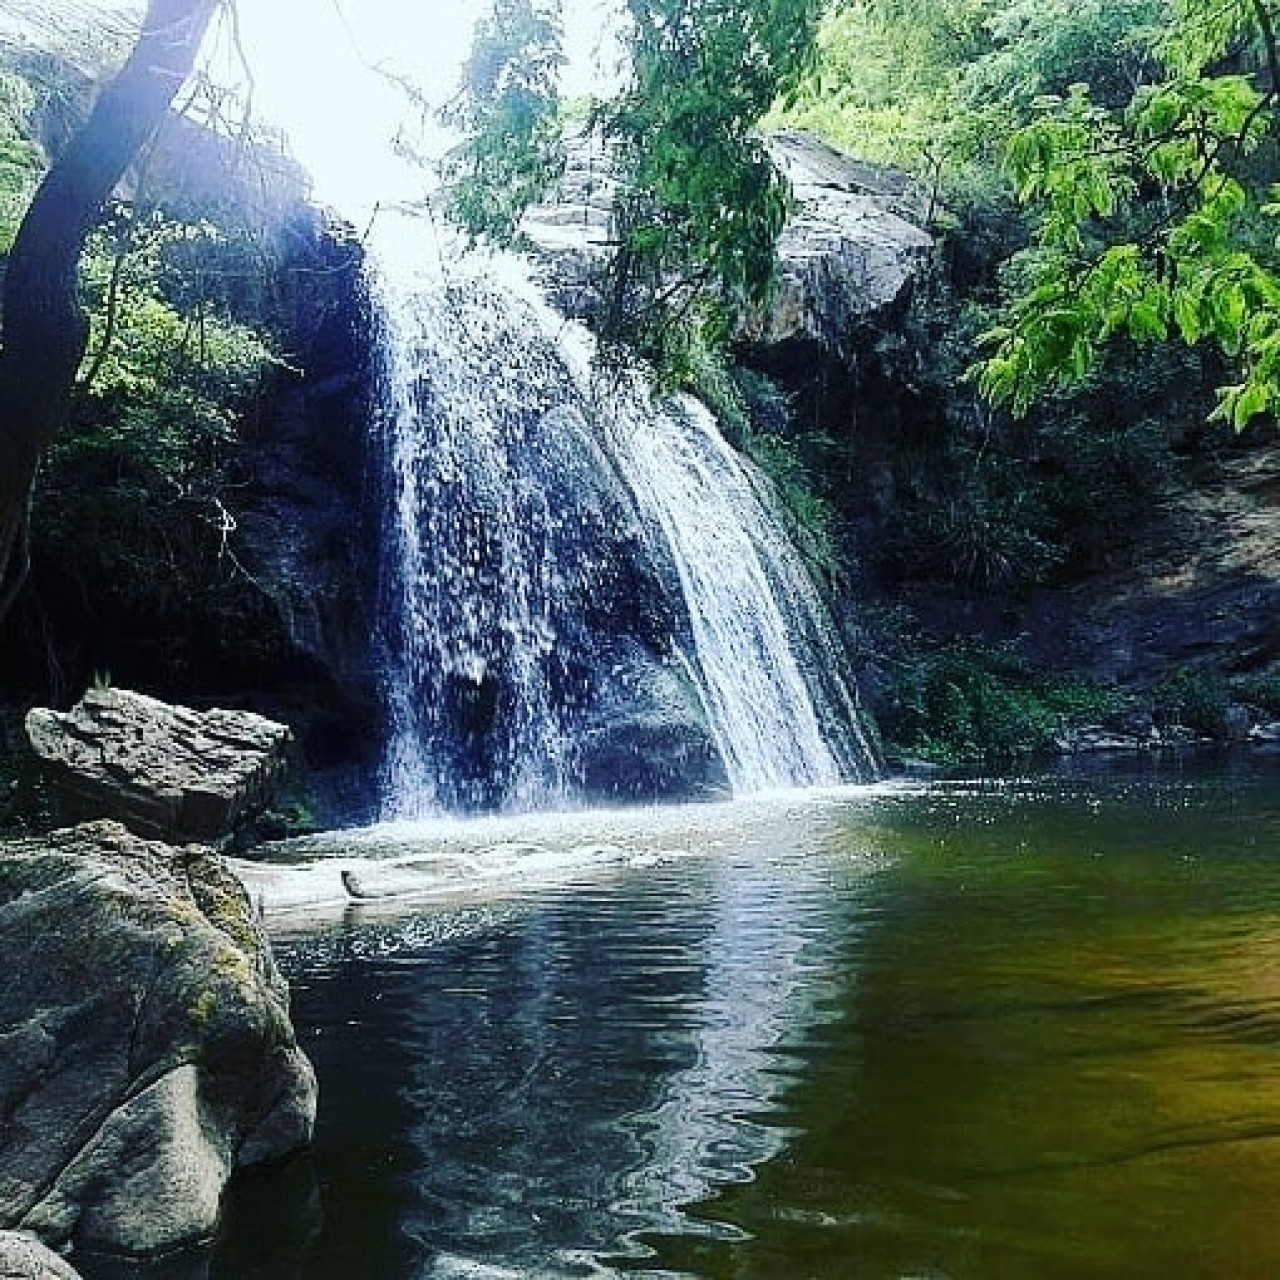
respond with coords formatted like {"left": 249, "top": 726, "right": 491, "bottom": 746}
{"left": 976, "top": 0, "right": 1280, "bottom": 429}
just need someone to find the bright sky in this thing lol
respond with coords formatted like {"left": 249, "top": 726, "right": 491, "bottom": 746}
{"left": 201, "top": 0, "right": 623, "bottom": 217}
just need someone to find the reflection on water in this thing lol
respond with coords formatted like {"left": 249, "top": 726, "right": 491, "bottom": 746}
{"left": 196, "top": 759, "right": 1280, "bottom": 1278}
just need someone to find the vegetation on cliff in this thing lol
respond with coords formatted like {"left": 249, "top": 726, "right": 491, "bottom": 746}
{"left": 445, "top": 0, "right": 824, "bottom": 373}
{"left": 766, "top": 0, "right": 1280, "bottom": 759}
{"left": 0, "top": 18, "right": 358, "bottom": 709}
{"left": 442, "top": 0, "right": 1280, "bottom": 761}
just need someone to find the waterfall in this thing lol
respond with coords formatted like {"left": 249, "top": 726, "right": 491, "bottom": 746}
{"left": 600, "top": 394, "right": 879, "bottom": 790}
{"left": 372, "top": 245, "right": 600, "bottom": 816}
{"left": 370, "top": 223, "right": 878, "bottom": 817}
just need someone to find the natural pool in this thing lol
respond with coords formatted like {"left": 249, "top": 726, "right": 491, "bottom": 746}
{"left": 203, "top": 756, "right": 1280, "bottom": 1279}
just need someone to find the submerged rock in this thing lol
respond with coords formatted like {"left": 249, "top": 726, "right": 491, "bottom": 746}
{"left": 0, "top": 821, "right": 316, "bottom": 1259}
{"left": 24, "top": 688, "right": 292, "bottom": 845}
{"left": 0, "top": 1233, "right": 82, "bottom": 1279}
{"left": 1054, "top": 726, "right": 1155, "bottom": 753}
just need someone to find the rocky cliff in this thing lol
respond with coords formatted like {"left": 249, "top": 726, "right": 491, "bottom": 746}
{"left": 522, "top": 127, "right": 934, "bottom": 347}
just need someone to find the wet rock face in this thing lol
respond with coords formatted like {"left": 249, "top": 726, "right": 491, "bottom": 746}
{"left": 24, "top": 689, "right": 292, "bottom": 846}
{"left": 234, "top": 222, "right": 377, "bottom": 693}
{"left": 0, "top": 821, "right": 315, "bottom": 1260}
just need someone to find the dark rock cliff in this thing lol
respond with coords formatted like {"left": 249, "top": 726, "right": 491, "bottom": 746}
{"left": 0, "top": 75, "right": 383, "bottom": 820}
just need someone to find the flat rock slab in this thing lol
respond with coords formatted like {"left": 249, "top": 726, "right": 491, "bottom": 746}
{"left": 0, "top": 1233, "right": 82, "bottom": 1279}
{"left": 0, "top": 821, "right": 316, "bottom": 1259}
{"left": 25, "top": 688, "right": 291, "bottom": 845}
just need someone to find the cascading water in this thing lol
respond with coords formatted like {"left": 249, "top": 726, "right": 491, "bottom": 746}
{"left": 371, "top": 220, "right": 878, "bottom": 817}
{"left": 372, "top": 239, "right": 608, "bottom": 816}
{"left": 599, "top": 392, "right": 879, "bottom": 790}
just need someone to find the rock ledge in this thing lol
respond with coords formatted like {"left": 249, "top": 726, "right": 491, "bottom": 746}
{"left": 25, "top": 688, "right": 291, "bottom": 845}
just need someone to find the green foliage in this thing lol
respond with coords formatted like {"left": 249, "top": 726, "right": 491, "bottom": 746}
{"left": 885, "top": 445, "right": 1064, "bottom": 591}
{"left": 865, "top": 273, "right": 1186, "bottom": 591}
{"left": 968, "top": 0, "right": 1162, "bottom": 113}
{"left": 886, "top": 354, "right": 1196, "bottom": 593}
{"left": 1036, "top": 674, "right": 1138, "bottom": 722}
{"left": 0, "top": 29, "right": 306, "bottom": 690}
{"left": 878, "top": 638, "right": 1134, "bottom": 762}
{"left": 774, "top": 0, "right": 1164, "bottom": 186}
{"left": 0, "top": 44, "right": 274, "bottom": 622}
{"left": 32, "top": 204, "right": 278, "bottom": 633}
{"left": 763, "top": 2, "right": 948, "bottom": 168}
{"left": 774, "top": 0, "right": 1280, "bottom": 434}
{"left": 441, "top": 0, "right": 566, "bottom": 245}
{"left": 592, "top": 0, "right": 822, "bottom": 367}
{"left": 75, "top": 208, "right": 275, "bottom": 469}
{"left": 441, "top": 0, "right": 823, "bottom": 378}
{"left": 882, "top": 642, "right": 1051, "bottom": 761}
{"left": 1154, "top": 665, "right": 1232, "bottom": 735}
{"left": 975, "top": 0, "right": 1280, "bottom": 430}
{"left": 0, "top": 62, "right": 43, "bottom": 252}
{"left": 743, "top": 430, "right": 844, "bottom": 580}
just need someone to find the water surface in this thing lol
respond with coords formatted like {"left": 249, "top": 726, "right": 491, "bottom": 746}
{"left": 212, "top": 758, "right": 1280, "bottom": 1278}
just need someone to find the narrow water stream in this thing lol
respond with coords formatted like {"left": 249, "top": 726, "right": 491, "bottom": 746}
{"left": 201, "top": 756, "right": 1280, "bottom": 1280}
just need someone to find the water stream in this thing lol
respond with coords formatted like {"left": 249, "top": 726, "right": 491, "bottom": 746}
{"left": 600, "top": 391, "right": 876, "bottom": 790}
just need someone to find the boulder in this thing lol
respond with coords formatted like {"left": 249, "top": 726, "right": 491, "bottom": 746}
{"left": 0, "top": 1234, "right": 82, "bottom": 1280}
{"left": 740, "top": 130, "right": 934, "bottom": 352}
{"left": 24, "top": 689, "right": 292, "bottom": 845}
{"left": 522, "top": 128, "right": 934, "bottom": 352}
{"left": 576, "top": 650, "right": 729, "bottom": 801}
{"left": 0, "top": 821, "right": 316, "bottom": 1259}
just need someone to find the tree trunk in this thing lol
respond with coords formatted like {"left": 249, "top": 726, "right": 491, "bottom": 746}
{"left": 0, "top": 0, "right": 221, "bottom": 622}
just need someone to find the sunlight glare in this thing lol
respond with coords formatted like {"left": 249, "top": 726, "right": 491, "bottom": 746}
{"left": 222, "top": 0, "right": 622, "bottom": 218}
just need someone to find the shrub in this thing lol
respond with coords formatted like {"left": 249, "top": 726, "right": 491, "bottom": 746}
{"left": 1233, "top": 671, "right": 1280, "bottom": 717}
{"left": 743, "top": 431, "right": 844, "bottom": 582}
{"left": 1153, "top": 667, "right": 1231, "bottom": 736}
{"left": 876, "top": 639, "right": 1133, "bottom": 763}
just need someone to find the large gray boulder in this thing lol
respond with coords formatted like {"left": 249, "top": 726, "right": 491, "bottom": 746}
{"left": 742, "top": 129, "right": 935, "bottom": 351}
{"left": 521, "top": 128, "right": 933, "bottom": 351}
{"left": 577, "top": 649, "right": 728, "bottom": 801}
{"left": 0, "top": 1234, "right": 82, "bottom": 1280}
{"left": 0, "top": 821, "right": 316, "bottom": 1259}
{"left": 24, "top": 688, "right": 292, "bottom": 845}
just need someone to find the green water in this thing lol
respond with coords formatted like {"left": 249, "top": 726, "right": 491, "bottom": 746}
{"left": 204, "top": 757, "right": 1280, "bottom": 1279}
